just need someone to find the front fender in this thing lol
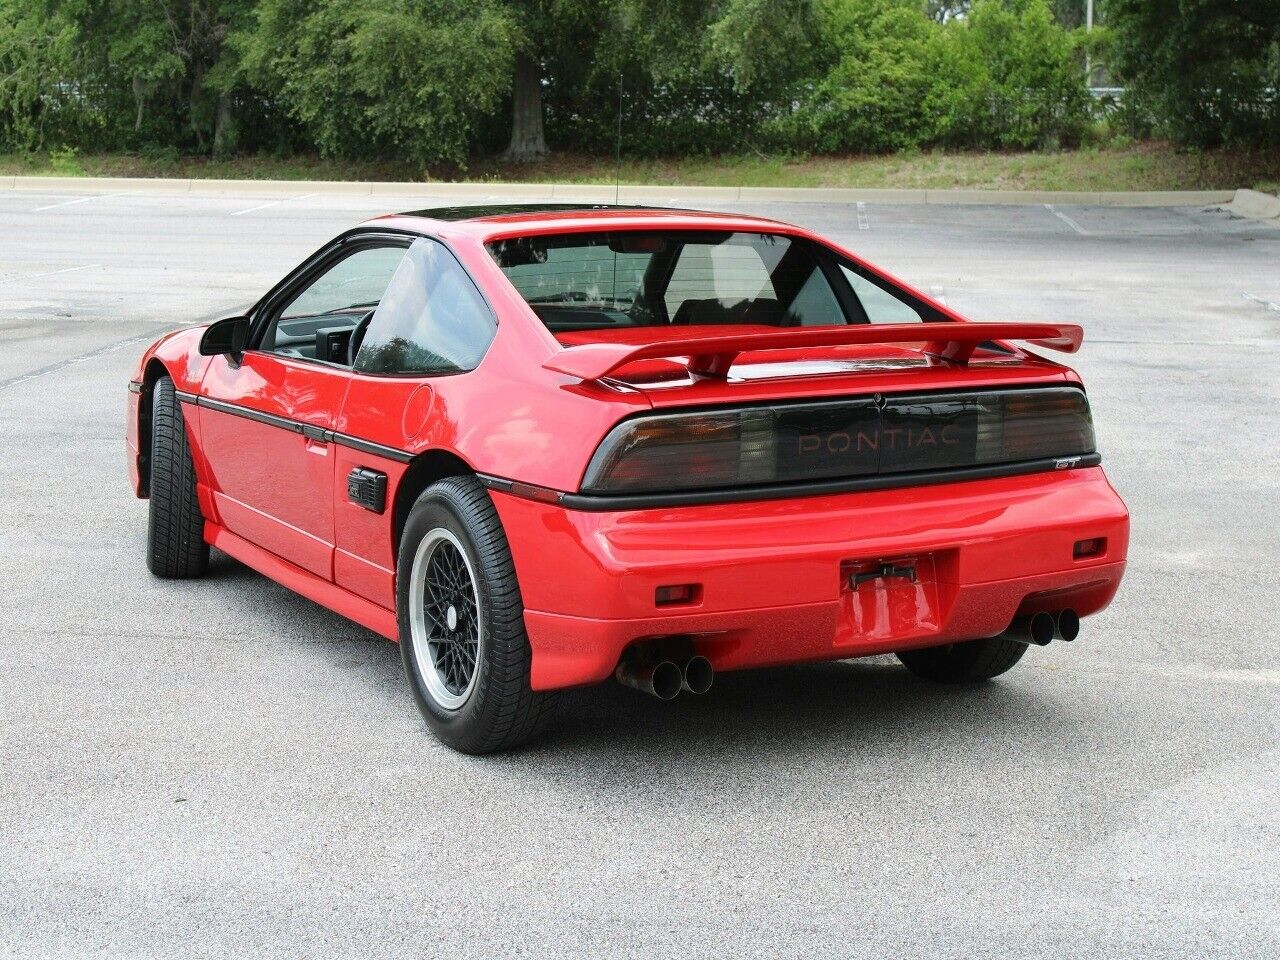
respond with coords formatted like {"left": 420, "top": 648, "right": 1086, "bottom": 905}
{"left": 127, "top": 325, "right": 212, "bottom": 497}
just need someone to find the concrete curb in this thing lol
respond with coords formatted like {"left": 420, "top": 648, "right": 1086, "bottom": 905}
{"left": 2, "top": 174, "right": 1235, "bottom": 207}
{"left": 1223, "top": 188, "right": 1280, "bottom": 220}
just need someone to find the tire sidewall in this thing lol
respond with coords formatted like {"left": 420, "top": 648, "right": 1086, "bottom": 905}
{"left": 145, "top": 375, "right": 208, "bottom": 578}
{"left": 396, "top": 486, "right": 498, "bottom": 742}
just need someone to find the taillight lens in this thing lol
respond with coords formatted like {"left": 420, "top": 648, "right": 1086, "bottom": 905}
{"left": 583, "top": 409, "right": 777, "bottom": 493}
{"left": 998, "top": 390, "right": 1095, "bottom": 461}
{"left": 581, "top": 388, "right": 1096, "bottom": 495}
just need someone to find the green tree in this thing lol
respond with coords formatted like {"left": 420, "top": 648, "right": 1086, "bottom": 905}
{"left": 105, "top": 0, "right": 253, "bottom": 155}
{"left": 0, "top": 0, "right": 79, "bottom": 150}
{"left": 238, "top": 0, "right": 515, "bottom": 167}
{"left": 0, "top": 0, "right": 258, "bottom": 155}
{"left": 1108, "top": 0, "right": 1279, "bottom": 147}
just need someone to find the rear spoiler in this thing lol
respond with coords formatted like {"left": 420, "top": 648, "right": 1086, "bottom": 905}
{"left": 542, "top": 322, "right": 1084, "bottom": 381}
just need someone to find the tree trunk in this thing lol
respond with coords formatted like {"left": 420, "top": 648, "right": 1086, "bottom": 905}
{"left": 501, "top": 51, "right": 549, "bottom": 163}
{"left": 132, "top": 76, "right": 146, "bottom": 131}
{"left": 213, "top": 93, "right": 234, "bottom": 159}
{"left": 189, "top": 65, "right": 206, "bottom": 151}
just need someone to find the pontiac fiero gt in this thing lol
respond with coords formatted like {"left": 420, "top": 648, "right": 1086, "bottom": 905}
{"left": 127, "top": 204, "right": 1129, "bottom": 753}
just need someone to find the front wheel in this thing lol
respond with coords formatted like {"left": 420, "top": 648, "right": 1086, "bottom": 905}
{"left": 146, "top": 376, "right": 209, "bottom": 578}
{"left": 396, "top": 476, "right": 556, "bottom": 754}
{"left": 896, "top": 636, "right": 1027, "bottom": 684}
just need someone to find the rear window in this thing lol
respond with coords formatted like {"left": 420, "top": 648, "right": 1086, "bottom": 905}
{"left": 488, "top": 230, "right": 942, "bottom": 333}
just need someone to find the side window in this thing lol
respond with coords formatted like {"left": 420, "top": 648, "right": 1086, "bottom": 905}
{"left": 840, "top": 265, "right": 923, "bottom": 324}
{"left": 281, "top": 245, "right": 408, "bottom": 320}
{"left": 262, "top": 244, "right": 408, "bottom": 360}
{"left": 354, "top": 238, "right": 496, "bottom": 376}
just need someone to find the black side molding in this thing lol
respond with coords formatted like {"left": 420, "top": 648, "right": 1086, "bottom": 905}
{"left": 177, "top": 392, "right": 414, "bottom": 463}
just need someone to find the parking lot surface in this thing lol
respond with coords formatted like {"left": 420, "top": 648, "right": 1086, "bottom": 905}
{"left": 1, "top": 188, "right": 1277, "bottom": 958}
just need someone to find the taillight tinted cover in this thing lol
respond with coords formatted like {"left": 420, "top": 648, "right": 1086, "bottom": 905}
{"left": 581, "top": 387, "right": 1095, "bottom": 495}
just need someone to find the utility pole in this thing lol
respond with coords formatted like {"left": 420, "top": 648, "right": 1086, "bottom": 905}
{"left": 1085, "top": 0, "right": 1095, "bottom": 85}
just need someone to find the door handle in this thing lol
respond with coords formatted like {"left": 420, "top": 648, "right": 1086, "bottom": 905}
{"left": 301, "top": 423, "right": 330, "bottom": 454}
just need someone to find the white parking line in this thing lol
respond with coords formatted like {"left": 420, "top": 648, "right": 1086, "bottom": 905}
{"left": 1243, "top": 292, "right": 1280, "bottom": 313}
{"left": 0, "top": 263, "right": 100, "bottom": 286}
{"left": 228, "top": 193, "right": 318, "bottom": 217}
{"left": 31, "top": 193, "right": 124, "bottom": 213}
{"left": 1045, "top": 203, "right": 1087, "bottom": 235}
{"left": 856, "top": 201, "right": 870, "bottom": 231}
{"left": 930, "top": 285, "right": 948, "bottom": 306}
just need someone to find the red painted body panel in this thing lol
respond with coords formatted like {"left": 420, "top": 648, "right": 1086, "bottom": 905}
{"left": 493, "top": 467, "right": 1128, "bottom": 689}
{"left": 199, "top": 353, "right": 351, "bottom": 579}
{"left": 127, "top": 326, "right": 212, "bottom": 495}
{"left": 127, "top": 206, "right": 1131, "bottom": 692}
{"left": 208, "top": 521, "right": 399, "bottom": 640}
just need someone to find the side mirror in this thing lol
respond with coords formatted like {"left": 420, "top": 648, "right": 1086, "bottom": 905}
{"left": 199, "top": 315, "right": 250, "bottom": 359}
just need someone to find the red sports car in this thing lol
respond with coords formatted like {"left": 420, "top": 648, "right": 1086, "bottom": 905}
{"left": 127, "top": 204, "right": 1128, "bottom": 752}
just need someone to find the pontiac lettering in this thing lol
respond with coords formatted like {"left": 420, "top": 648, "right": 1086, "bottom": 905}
{"left": 798, "top": 424, "right": 962, "bottom": 455}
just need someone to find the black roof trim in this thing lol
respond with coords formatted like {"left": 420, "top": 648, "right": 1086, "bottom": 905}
{"left": 397, "top": 203, "right": 689, "bottom": 221}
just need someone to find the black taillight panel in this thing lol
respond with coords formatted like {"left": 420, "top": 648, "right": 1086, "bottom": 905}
{"left": 582, "top": 387, "right": 1096, "bottom": 496}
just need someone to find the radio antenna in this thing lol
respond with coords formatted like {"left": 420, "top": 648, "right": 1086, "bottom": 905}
{"left": 613, "top": 70, "right": 623, "bottom": 207}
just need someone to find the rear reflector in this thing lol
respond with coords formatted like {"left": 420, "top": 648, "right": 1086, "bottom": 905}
{"left": 582, "top": 387, "right": 1096, "bottom": 495}
{"left": 655, "top": 584, "right": 699, "bottom": 606}
{"left": 1073, "top": 537, "right": 1106, "bottom": 559}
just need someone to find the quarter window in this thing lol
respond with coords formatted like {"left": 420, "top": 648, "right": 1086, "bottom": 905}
{"left": 786, "top": 266, "right": 846, "bottom": 326}
{"left": 354, "top": 238, "right": 496, "bottom": 375}
{"left": 841, "top": 265, "right": 924, "bottom": 324}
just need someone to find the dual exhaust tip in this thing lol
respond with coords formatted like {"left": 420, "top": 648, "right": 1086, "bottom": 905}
{"left": 1005, "top": 608, "right": 1080, "bottom": 646}
{"left": 617, "top": 610, "right": 1079, "bottom": 697}
{"left": 616, "top": 655, "right": 714, "bottom": 700}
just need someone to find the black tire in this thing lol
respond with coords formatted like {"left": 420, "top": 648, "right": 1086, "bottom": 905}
{"left": 146, "top": 376, "right": 209, "bottom": 579}
{"left": 397, "top": 476, "right": 556, "bottom": 754}
{"left": 896, "top": 636, "right": 1027, "bottom": 684}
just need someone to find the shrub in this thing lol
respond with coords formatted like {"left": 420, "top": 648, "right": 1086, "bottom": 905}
{"left": 788, "top": 1, "right": 937, "bottom": 153}
{"left": 787, "top": 0, "right": 1090, "bottom": 152}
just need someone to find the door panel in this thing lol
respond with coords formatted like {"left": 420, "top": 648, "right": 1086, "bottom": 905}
{"left": 332, "top": 375, "right": 421, "bottom": 608}
{"left": 198, "top": 352, "right": 351, "bottom": 579}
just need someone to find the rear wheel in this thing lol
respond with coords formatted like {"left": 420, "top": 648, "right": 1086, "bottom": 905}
{"left": 896, "top": 636, "right": 1027, "bottom": 684}
{"left": 397, "top": 476, "right": 556, "bottom": 754}
{"left": 146, "top": 376, "right": 209, "bottom": 578}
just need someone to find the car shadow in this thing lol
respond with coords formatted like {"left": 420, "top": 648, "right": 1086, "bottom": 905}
{"left": 206, "top": 551, "right": 1069, "bottom": 773}
{"left": 541, "top": 658, "right": 1055, "bottom": 755}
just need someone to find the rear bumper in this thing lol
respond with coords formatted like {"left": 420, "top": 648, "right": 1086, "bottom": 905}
{"left": 491, "top": 466, "right": 1129, "bottom": 691}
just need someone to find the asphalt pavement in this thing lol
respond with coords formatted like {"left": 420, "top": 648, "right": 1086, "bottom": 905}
{"left": 1, "top": 186, "right": 1277, "bottom": 959}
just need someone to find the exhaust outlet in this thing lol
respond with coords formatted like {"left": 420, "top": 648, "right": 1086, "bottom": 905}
{"left": 1055, "top": 608, "right": 1080, "bottom": 642}
{"left": 616, "top": 660, "right": 683, "bottom": 701}
{"left": 1003, "top": 611, "right": 1056, "bottom": 646}
{"left": 681, "top": 656, "right": 714, "bottom": 695}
